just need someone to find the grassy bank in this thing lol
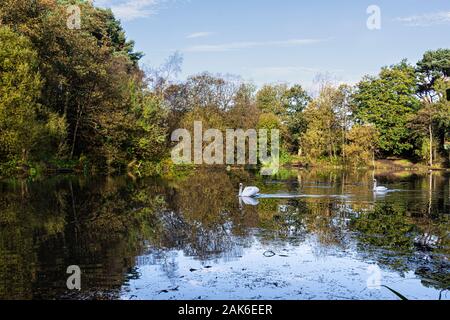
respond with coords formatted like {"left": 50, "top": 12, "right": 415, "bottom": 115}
{"left": 288, "top": 156, "right": 449, "bottom": 171}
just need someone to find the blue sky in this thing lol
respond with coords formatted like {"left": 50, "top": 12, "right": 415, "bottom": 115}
{"left": 95, "top": 0, "right": 450, "bottom": 90}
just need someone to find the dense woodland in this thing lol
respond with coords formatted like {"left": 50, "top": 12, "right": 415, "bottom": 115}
{"left": 0, "top": 1, "right": 449, "bottom": 177}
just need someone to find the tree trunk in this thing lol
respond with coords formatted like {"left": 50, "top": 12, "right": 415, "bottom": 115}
{"left": 428, "top": 171, "right": 433, "bottom": 217}
{"left": 70, "top": 105, "right": 83, "bottom": 160}
{"left": 429, "top": 123, "right": 433, "bottom": 167}
{"left": 372, "top": 149, "right": 375, "bottom": 169}
{"left": 69, "top": 85, "right": 96, "bottom": 160}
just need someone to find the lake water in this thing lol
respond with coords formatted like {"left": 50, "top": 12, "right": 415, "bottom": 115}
{"left": 0, "top": 169, "right": 449, "bottom": 300}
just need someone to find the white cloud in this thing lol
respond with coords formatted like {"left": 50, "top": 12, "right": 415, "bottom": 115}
{"left": 95, "top": 0, "right": 163, "bottom": 21}
{"left": 395, "top": 11, "right": 450, "bottom": 27}
{"left": 186, "top": 32, "right": 214, "bottom": 39}
{"left": 185, "top": 38, "right": 327, "bottom": 53}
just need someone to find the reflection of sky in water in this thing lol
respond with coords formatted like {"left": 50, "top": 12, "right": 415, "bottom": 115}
{"left": 122, "top": 232, "right": 445, "bottom": 300}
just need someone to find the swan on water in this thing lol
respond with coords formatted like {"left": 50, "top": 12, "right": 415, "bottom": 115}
{"left": 373, "top": 179, "right": 388, "bottom": 192}
{"left": 239, "top": 197, "right": 260, "bottom": 207}
{"left": 239, "top": 183, "right": 260, "bottom": 198}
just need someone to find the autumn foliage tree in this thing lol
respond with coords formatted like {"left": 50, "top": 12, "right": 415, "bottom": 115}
{"left": 0, "top": 0, "right": 167, "bottom": 174}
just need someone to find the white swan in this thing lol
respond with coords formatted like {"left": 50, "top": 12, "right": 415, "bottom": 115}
{"left": 239, "top": 197, "right": 260, "bottom": 206}
{"left": 373, "top": 179, "right": 388, "bottom": 192}
{"left": 239, "top": 183, "right": 260, "bottom": 198}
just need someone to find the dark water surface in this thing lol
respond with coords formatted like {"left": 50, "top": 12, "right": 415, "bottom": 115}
{"left": 0, "top": 169, "right": 449, "bottom": 300}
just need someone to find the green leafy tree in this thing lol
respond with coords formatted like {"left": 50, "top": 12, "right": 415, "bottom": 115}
{"left": 413, "top": 49, "right": 450, "bottom": 166}
{"left": 301, "top": 86, "right": 341, "bottom": 160}
{"left": 256, "top": 84, "right": 287, "bottom": 116}
{"left": 0, "top": 0, "right": 163, "bottom": 174}
{"left": 282, "top": 85, "right": 311, "bottom": 154}
{"left": 334, "top": 84, "right": 353, "bottom": 161}
{"left": 0, "top": 26, "right": 65, "bottom": 166}
{"left": 416, "top": 48, "right": 450, "bottom": 103}
{"left": 256, "top": 84, "right": 310, "bottom": 154}
{"left": 352, "top": 60, "right": 420, "bottom": 156}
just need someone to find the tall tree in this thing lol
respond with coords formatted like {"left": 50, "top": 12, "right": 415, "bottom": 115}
{"left": 283, "top": 85, "right": 311, "bottom": 154}
{"left": 256, "top": 84, "right": 287, "bottom": 116}
{"left": 256, "top": 84, "right": 310, "bottom": 154}
{"left": 0, "top": 0, "right": 165, "bottom": 174}
{"left": 301, "top": 86, "right": 341, "bottom": 160}
{"left": 226, "top": 83, "right": 259, "bottom": 130}
{"left": 333, "top": 84, "right": 353, "bottom": 161}
{"left": 0, "top": 26, "right": 65, "bottom": 164}
{"left": 413, "top": 49, "right": 450, "bottom": 166}
{"left": 352, "top": 60, "right": 420, "bottom": 157}
{"left": 343, "top": 125, "right": 379, "bottom": 167}
{"left": 416, "top": 48, "right": 450, "bottom": 103}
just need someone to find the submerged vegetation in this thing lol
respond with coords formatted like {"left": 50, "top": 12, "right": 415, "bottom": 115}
{"left": 0, "top": 1, "right": 449, "bottom": 178}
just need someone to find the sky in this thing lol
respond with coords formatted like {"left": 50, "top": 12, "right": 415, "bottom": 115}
{"left": 94, "top": 0, "right": 450, "bottom": 90}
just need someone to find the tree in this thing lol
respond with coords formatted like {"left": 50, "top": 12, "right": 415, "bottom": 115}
{"left": 409, "top": 102, "right": 441, "bottom": 166}
{"left": 0, "top": 26, "right": 65, "bottom": 165}
{"left": 257, "top": 112, "right": 282, "bottom": 131}
{"left": 94, "top": 69, "right": 168, "bottom": 172}
{"left": 225, "top": 83, "right": 259, "bottom": 130}
{"left": 256, "top": 84, "right": 310, "bottom": 154}
{"left": 300, "top": 86, "right": 342, "bottom": 160}
{"left": 416, "top": 49, "right": 450, "bottom": 103}
{"left": 352, "top": 60, "right": 420, "bottom": 156}
{"left": 0, "top": 0, "right": 171, "bottom": 174}
{"left": 333, "top": 84, "right": 353, "bottom": 161}
{"left": 165, "top": 73, "right": 249, "bottom": 138}
{"left": 413, "top": 49, "right": 450, "bottom": 166}
{"left": 283, "top": 85, "right": 311, "bottom": 154}
{"left": 256, "top": 84, "right": 287, "bottom": 116}
{"left": 147, "top": 51, "right": 183, "bottom": 93}
{"left": 343, "top": 125, "right": 379, "bottom": 167}
{"left": 101, "top": 8, "right": 144, "bottom": 65}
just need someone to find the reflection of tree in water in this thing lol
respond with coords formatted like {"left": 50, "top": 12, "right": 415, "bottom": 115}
{"left": 0, "top": 178, "right": 68, "bottom": 299}
{"left": 0, "top": 176, "right": 166, "bottom": 299}
{"left": 136, "top": 249, "right": 180, "bottom": 280}
{"left": 147, "top": 170, "right": 311, "bottom": 262}
{"left": 150, "top": 169, "right": 253, "bottom": 261}
{"left": 150, "top": 210, "right": 243, "bottom": 261}
{"left": 0, "top": 169, "right": 448, "bottom": 298}
{"left": 351, "top": 204, "right": 417, "bottom": 251}
{"left": 350, "top": 203, "right": 449, "bottom": 291}
{"left": 272, "top": 169, "right": 449, "bottom": 292}
{"left": 264, "top": 168, "right": 450, "bottom": 292}
{"left": 255, "top": 198, "right": 307, "bottom": 246}
{"left": 303, "top": 201, "right": 352, "bottom": 248}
